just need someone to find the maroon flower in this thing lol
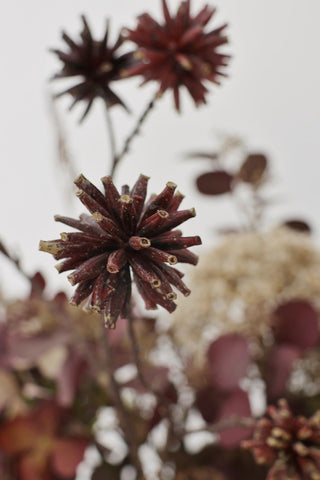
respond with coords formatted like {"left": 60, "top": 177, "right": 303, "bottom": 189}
{"left": 52, "top": 15, "right": 134, "bottom": 121}
{"left": 125, "top": 0, "right": 229, "bottom": 110}
{"left": 242, "top": 399, "right": 320, "bottom": 479}
{"left": 39, "top": 174, "right": 201, "bottom": 329}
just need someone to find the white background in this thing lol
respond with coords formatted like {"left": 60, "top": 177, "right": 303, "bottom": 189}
{"left": 0, "top": 0, "right": 320, "bottom": 298}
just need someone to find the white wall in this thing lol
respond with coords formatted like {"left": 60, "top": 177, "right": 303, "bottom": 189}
{"left": 1, "top": 0, "right": 319, "bottom": 297}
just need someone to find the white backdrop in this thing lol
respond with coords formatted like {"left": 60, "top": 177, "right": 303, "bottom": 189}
{"left": 1, "top": 0, "right": 320, "bottom": 298}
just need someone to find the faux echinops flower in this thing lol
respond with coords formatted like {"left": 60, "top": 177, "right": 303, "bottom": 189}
{"left": 125, "top": 0, "right": 229, "bottom": 110}
{"left": 242, "top": 399, "right": 320, "bottom": 480}
{"left": 39, "top": 174, "right": 201, "bottom": 328}
{"left": 52, "top": 15, "right": 134, "bottom": 121}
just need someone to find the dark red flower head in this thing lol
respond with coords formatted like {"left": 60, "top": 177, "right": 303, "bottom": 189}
{"left": 39, "top": 174, "right": 201, "bottom": 329}
{"left": 125, "top": 0, "right": 229, "bottom": 110}
{"left": 242, "top": 399, "right": 320, "bottom": 480}
{"left": 52, "top": 15, "right": 134, "bottom": 121}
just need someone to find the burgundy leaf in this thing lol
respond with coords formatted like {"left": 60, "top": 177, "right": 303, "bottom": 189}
{"left": 51, "top": 438, "right": 87, "bottom": 478}
{"left": 7, "top": 330, "right": 70, "bottom": 366}
{"left": 272, "top": 300, "right": 319, "bottom": 350}
{"left": 111, "top": 344, "right": 134, "bottom": 369}
{"left": 123, "top": 366, "right": 169, "bottom": 394}
{"left": 207, "top": 334, "right": 250, "bottom": 391}
{"left": 195, "top": 385, "right": 222, "bottom": 423}
{"left": 217, "top": 388, "right": 252, "bottom": 447}
{"left": 196, "top": 171, "right": 233, "bottom": 195}
{"left": 0, "top": 417, "right": 38, "bottom": 454}
{"left": 266, "top": 344, "right": 301, "bottom": 400}
{"left": 57, "top": 349, "right": 86, "bottom": 407}
{"left": 283, "top": 219, "right": 312, "bottom": 234}
{"left": 30, "top": 272, "right": 46, "bottom": 298}
{"left": 19, "top": 451, "right": 49, "bottom": 480}
{"left": 149, "top": 382, "right": 178, "bottom": 429}
{"left": 238, "top": 153, "right": 267, "bottom": 185}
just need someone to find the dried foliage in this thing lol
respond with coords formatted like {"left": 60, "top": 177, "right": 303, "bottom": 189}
{"left": 1, "top": 1, "right": 320, "bottom": 479}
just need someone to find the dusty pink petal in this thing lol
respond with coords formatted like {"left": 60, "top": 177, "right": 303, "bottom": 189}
{"left": 266, "top": 344, "right": 301, "bottom": 400}
{"left": 207, "top": 334, "right": 250, "bottom": 391}
{"left": 124, "top": 366, "right": 169, "bottom": 394}
{"left": 57, "top": 349, "right": 86, "bottom": 407}
{"left": 51, "top": 438, "right": 87, "bottom": 478}
{"left": 8, "top": 330, "right": 70, "bottom": 367}
{"left": 272, "top": 300, "right": 319, "bottom": 350}
{"left": 217, "top": 388, "right": 252, "bottom": 447}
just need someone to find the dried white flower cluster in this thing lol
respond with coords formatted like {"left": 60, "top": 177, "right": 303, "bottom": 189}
{"left": 172, "top": 228, "right": 320, "bottom": 356}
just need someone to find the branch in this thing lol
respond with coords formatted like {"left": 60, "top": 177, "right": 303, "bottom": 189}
{"left": 127, "top": 314, "right": 171, "bottom": 409}
{"left": 110, "top": 94, "right": 158, "bottom": 177}
{"left": 100, "top": 321, "right": 144, "bottom": 479}
{"left": 104, "top": 102, "right": 118, "bottom": 175}
{"left": 182, "top": 416, "right": 255, "bottom": 437}
{"left": 48, "top": 93, "right": 76, "bottom": 183}
{"left": 0, "top": 240, "right": 30, "bottom": 282}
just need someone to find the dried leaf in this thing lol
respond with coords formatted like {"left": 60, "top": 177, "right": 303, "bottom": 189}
{"left": 283, "top": 219, "right": 312, "bottom": 234}
{"left": 266, "top": 344, "right": 301, "bottom": 400}
{"left": 51, "top": 438, "right": 88, "bottom": 478}
{"left": 207, "top": 334, "right": 250, "bottom": 391}
{"left": 238, "top": 153, "right": 267, "bottom": 185}
{"left": 217, "top": 389, "right": 252, "bottom": 447}
{"left": 272, "top": 300, "right": 319, "bottom": 350}
{"left": 196, "top": 171, "right": 233, "bottom": 195}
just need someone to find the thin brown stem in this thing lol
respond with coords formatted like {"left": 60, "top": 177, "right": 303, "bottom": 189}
{"left": 48, "top": 93, "right": 76, "bottom": 185}
{"left": 104, "top": 102, "right": 118, "bottom": 175}
{"left": 181, "top": 416, "right": 255, "bottom": 437}
{"left": 0, "top": 240, "right": 31, "bottom": 282}
{"left": 110, "top": 94, "right": 158, "bottom": 177}
{"left": 127, "top": 313, "right": 171, "bottom": 410}
{"left": 100, "top": 321, "right": 144, "bottom": 479}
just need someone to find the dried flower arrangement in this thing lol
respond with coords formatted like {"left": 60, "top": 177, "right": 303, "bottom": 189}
{"left": 1, "top": 1, "right": 320, "bottom": 480}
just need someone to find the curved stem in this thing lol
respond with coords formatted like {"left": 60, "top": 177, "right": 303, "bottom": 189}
{"left": 110, "top": 94, "right": 158, "bottom": 177}
{"left": 127, "top": 313, "right": 170, "bottom": 409}
{"left": 100, "top": 321, "right": 144, "bottom": 479}
{"left": 181, "top": 416, "right": 255, "bottom": 437}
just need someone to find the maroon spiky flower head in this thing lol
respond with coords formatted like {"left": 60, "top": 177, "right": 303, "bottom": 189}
{"left": 124, "top": 0, "right": 229, "bottom": 110}
{"left": 52, "top": 15, "right": 135, "bottom": 121}
{"left": 39, "top": 174, "right": 201, "bottom": 329}
{"left": 242, "top": 399, "right": 320, "bottom": 480}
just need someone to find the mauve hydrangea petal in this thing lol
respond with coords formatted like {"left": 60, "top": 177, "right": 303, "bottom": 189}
{"left": 272, "top": 300, "right": 320, "bottom": 350}
{"left": 51, "top": 438, "right": 88, "bottom": 478}
{"left": 207, "top": 334, "right": 250, "bottom": 391}
{"left": 217, "top": 388, "right": 252, "bottom": 448}
{"left": 266, "top": 344, "right": 301, "bottom": 401}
